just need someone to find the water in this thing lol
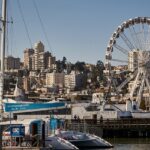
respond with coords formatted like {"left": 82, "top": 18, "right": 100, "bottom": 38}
{"left": 100, "top": 138, "right": 150, "bottom": 150}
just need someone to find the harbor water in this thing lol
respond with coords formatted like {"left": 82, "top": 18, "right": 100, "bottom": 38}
{"left": 99, "top": 138, "right": 150, "bottom": 150}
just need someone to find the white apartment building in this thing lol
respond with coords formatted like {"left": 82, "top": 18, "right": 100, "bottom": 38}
{"left": 64, "top": 71, "right": 85, "bottom": 90}
{"left": 128, "top": 49, "right": 139, "bottom": 72}
{"left": 128, "top": 49, "right": 150, "bottom": 72}
{"left": 46, "top": 72, "right": 64, "bottom": 88}
{"left": 23, "top": 48, "right": 34, "bottom": 70}
{"left": 34, "top": 41, "right": 45, "bottom": 71}
{"left": 65, "top": 71, "right": 76, "bottom": 90}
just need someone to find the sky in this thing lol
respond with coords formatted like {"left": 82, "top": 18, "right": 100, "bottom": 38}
{"left": 2, "top": 0, "right": 150, "bottom": 64}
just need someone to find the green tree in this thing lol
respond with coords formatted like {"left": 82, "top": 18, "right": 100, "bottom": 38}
{"left": 74, "top": 61, "right": 86, "bottom": 72}
{"left": 139, "top": 99, "right": 146, "bottom": 110}
{"left": 96, "top": 60, "right": 105, "bottom": 81}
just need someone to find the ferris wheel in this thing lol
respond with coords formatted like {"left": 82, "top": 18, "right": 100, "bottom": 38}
{"left": 104, "top": 17, "right": 150, "bottom": 106}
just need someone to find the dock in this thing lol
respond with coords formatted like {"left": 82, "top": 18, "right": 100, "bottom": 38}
{"left": 65, "top": 118, "right": 150, "bottom": 138}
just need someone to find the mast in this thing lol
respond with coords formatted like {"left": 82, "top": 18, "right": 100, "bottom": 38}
{"left": 0, "top": 0, "right": 7, "bottom": 113}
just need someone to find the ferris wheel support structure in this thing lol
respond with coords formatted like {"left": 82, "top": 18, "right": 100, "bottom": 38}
{"left": 104, "top": 17, "right": 150, "bottom": 107}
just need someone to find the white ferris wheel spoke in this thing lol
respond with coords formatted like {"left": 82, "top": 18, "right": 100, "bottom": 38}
{"left": 111, "top": 58, "right": 128, "bottom": 63}
{"left": 120, "top": 32, "right": 135, "bottom": 50}
{"left": 146, "top": 26, "right": 150, "bottom": 50}
{"left": 113, "top": 43, "right": 129, "bottom": 55}
{"left": 130, "top": 25, "right": 142, "bottom": 49}
{"left": 128, "top": 26, "right": 139, "bottom": 49}
{"left": 136, "top": 75, "right": 145, "bottom": 104}
{"left": 116, "top": 69, "right": 138, "bottom": 92}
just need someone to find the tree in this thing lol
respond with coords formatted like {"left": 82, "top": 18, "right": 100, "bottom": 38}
{"left": 96, "top": 60, "right": 105, "bottom": 81}
{"left": 62, "top": 56, "right": 67, "bottom": 70}
{"left": 74, "top": 61, "right": 86, "bottom": 72}
{"left": 139, "top": 99, "right": 146, "bottom": 110}
{"left": 56, "top": 60, "right": 62, "bottom": 72}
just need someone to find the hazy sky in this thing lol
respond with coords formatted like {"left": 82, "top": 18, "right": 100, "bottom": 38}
{"left": 3, "top": 0, "right": 150, "bottom": 64}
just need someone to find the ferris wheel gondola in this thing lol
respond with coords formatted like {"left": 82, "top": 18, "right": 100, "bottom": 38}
{"left": 104, "top": 17, "right": 150, "bottom": 107}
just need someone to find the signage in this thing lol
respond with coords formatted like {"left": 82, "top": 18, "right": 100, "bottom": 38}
{"left": 10, "top": 125, "right": 25, "bottom": 137}
{"left": 4, "top": 102, "right": 65, "bottom": 112}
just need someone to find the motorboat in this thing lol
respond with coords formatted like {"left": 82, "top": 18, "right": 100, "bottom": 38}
{"left": 45, "top": 135, "right": 78, "bottom": 149}
{"left": 56, "top": 130, "right": 113, "bottom": 149}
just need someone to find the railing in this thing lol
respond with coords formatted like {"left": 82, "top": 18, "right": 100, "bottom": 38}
{"left": 67, "top": 118, "right": 150, "bottom": 124}
{"left": 64, "top": 118, "right": 150, "bottom": 137}
{"left": 2, "top": 134, "right": 41, "bottom": 148}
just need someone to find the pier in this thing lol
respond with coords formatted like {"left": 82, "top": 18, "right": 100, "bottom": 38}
{"left": 65, "top": 118, "right": 150, "bottom": 138}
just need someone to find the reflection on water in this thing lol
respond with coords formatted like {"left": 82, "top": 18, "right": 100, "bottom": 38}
{"left": 97, "top": 138, "right": 150, "bottom": 150}
{"left": 109, "top": 144, "right": 150, "bottom": 150}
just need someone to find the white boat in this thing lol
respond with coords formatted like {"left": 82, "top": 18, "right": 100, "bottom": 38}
{"left": 45, "top": 135, "right": 78, "bottom": 149}
{"left": 44, "top": 117, "right": 113, "bottom": 149}
{"left": 56, "top": 130, "right": 113, "bottom": 149}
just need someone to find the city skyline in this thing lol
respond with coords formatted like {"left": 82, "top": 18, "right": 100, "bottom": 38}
{"left": 4, "top": 0, "right": 150, "bottom": 64}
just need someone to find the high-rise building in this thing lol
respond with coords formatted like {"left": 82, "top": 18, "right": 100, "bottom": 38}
{"left": 34, "top": 41, "right": 45, "bottom": 71}
{"left": 44, "top": 51, "right": 56, "bottom": 70}
{"left": 23, "top": 48, "right": 34, "bottom": 70}
{"left": 23, "top": 41, "right": 56, "bottom": 71}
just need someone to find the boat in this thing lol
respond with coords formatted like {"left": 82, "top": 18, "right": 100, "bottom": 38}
{"left": 45, "top": 135, "right": 78, "bottom": 149}
{"left": 44, "top": 117, "right": 113, "bottom": 149}
{"left": 56, "top": 130, "right": 113, "bottom": 149}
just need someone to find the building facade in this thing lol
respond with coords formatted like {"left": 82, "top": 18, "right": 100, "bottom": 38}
{"left": 46, "top": 72, "right": 64, "bottom": 88}
{"left": 4, "top": 56, "right": 20, "bottom": 71}
{"left": 23, "top": 48, "right": 34, "bottom": 70}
